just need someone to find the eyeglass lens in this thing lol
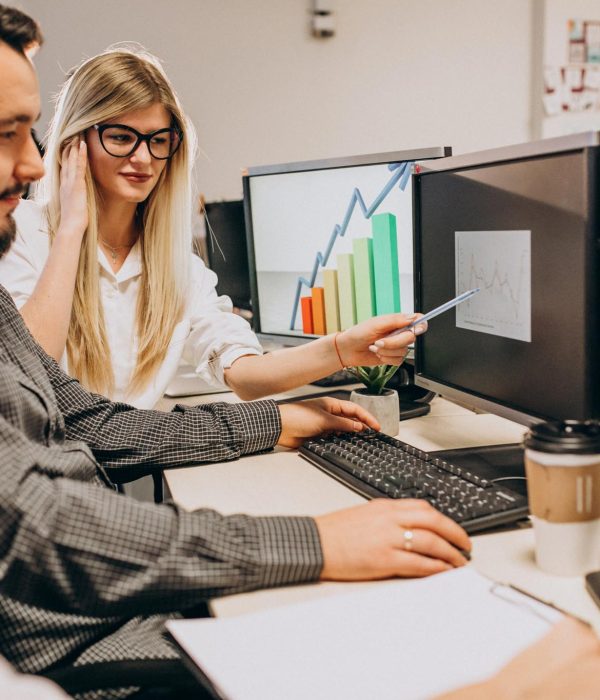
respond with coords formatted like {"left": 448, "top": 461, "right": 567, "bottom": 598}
{"left": 100, "top": 126, "right": 180, "bottom": 159}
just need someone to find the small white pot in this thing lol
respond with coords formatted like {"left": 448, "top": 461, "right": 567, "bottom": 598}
{"left": 349, "top": 388, "right": 400, "bottom": 437}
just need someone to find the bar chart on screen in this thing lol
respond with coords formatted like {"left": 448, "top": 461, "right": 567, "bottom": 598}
{"left": 300, "top": 212, "right": 403, "bottom": 334}
{"left": 293, "top": 161, "right": 411, "bottom": 335}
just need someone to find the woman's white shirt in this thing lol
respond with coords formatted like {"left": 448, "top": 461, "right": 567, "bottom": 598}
{"left": 0, "top": 199, "right": 262, "bottom": 409}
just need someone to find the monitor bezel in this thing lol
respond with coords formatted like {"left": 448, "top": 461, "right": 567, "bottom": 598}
{"left": 413, "top": 132, "right": 600, "bottom": 426}
{"left": 243, "top": 146, "right": 451, "bottom": 344}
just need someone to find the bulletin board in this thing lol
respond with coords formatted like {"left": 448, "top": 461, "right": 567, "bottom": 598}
{"left": 537, "top": 2, "right": 600, "bottom": 138}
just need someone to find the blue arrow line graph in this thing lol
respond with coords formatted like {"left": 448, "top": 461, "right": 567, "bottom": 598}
{"left": 289, "top": 160, "right": 413, "bottom": 330}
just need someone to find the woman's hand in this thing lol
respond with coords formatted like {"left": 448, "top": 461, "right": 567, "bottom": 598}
{"left": 437, "top": 617, "right": 600, "bottom": 700}
{"left": 58, "top": 136, "right": 88, "bottom": 239}
{"left": 316, "top": 499, "right": 471, "bottom": 580}
{"left": 334, "top": 313, "right": 428, "bottom": 368}
{"left": 277, "top": 397, "right": 381, "bottom": 448}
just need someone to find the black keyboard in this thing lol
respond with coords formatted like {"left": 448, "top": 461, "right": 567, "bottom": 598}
{"left": 300, "top": 431, "right": 529, "bottom": 534}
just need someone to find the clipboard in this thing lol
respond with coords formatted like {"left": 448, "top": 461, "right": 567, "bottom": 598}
{"left": 166, "top": 567, "right": 564, "bottom": 700}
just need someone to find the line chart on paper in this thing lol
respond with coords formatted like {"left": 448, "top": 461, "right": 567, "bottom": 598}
{"left": 455, "top": 230, "right": 532, "bottom": 342}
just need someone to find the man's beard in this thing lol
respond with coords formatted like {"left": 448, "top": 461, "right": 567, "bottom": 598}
{"left": 0, "top": 214, "right": 16, "bottom": 259}
{"left": 0, "top": 183, "right": 25, "bottom": 259}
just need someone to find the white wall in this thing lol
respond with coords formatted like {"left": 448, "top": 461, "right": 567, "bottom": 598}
{"left": 20, "top": 0, "right": 533, "bottom": 201}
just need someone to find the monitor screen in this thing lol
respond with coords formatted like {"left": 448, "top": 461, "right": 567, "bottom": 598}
{"left": 204, "top": 200, "right": 252, "bottom": 311}
{"left": 243, "top": 148, "right": 450, "bottom": 343}
{"left": 414, "top": 133, "right": 600, "bottom": 425}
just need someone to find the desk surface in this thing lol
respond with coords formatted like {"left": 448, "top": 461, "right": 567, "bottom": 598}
{"left": 161, "top": 390, "right": 600, "bottom": 630}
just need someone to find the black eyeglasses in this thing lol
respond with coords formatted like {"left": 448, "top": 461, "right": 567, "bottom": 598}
{"left": 93, "top": 123, "right": 183, "bottom": 160}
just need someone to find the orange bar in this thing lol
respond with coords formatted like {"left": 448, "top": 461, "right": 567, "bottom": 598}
{"left": 312, "top": 287, "right": 326, "bottom": 335}
{"left": 301, "top": 296, "right": 314, "bottom": 334}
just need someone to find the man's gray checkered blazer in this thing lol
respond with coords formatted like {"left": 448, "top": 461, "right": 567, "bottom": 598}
{"left": 0, "top": 285, "right": 322, "bottom": 697}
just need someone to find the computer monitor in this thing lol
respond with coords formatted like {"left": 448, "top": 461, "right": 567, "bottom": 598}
{"left": 243, "top": 147, "right": 450, "bottom": 345}
{"left": 204, "top": 200, "right": 252, "bottom": 312}
{"left": 413, "top": 132, "right": 600, "bottom": 432}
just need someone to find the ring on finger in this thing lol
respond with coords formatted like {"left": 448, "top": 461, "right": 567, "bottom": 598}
{"left": 402, "top": 528, "right": 414, "bottom": 551}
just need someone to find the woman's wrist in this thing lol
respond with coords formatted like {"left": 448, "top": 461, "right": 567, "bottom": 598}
{"left": 56, "top": 221, "right": 86, "bottom": 240}
{"left": 332, "top": 331, "right": 348, "bottom": 370}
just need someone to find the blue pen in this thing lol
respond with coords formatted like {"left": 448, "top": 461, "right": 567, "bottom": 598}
{"left": 384, "top": 287, "right": 481, "bottom": 339}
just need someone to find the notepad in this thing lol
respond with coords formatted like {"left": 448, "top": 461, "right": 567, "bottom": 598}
{"left": 167, "top": 567, "right": 562, "bottom": 700}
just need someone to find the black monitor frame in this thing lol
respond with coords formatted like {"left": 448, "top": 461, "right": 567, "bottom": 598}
{"left": 242, "top": 147, "right": 451, "bottom": 345}
{"left": 413, "top": 131, "right": 600, "bottom": 426}
{"left": 203, "top": 199, "right": 252, "bottom": 311}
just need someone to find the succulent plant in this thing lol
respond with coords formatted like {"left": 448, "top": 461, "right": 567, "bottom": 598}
{"left": 347, "top": 364, "right": 399, "bottom": 396}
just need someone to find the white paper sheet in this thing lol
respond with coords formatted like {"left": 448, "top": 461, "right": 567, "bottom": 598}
{"left": 167, "top": 568, "right": 562, "bottom": 700}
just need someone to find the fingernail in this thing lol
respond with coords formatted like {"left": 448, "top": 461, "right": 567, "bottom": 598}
{"left": 374, "top": 340, "right": 384, "bottom": 348}
{"left": 413, "top": 323, "right": 427, "bottom": 336}
{"left": 369, "top": 344, "right": 380, "bottom": 353}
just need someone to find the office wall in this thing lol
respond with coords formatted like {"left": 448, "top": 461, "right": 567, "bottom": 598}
{"left": 21, "top": 0, "right": 533, "bottom": 201}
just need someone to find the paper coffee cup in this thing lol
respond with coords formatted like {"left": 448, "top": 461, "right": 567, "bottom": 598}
{"left": 524, "top": 420, "right": 600, "bottom": 576}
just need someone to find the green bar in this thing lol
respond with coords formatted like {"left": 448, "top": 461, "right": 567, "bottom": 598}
{"left": 372, "top": 213, "right": 400, "bottom": 314}
{"left": 323, "top": 269, "right": 340, "bottom": 333}
{"left": 336, "top": 253, "right": 356, "bottom": 330}
{"left": 352, "top": 237, "right": 376, "bottom": 322}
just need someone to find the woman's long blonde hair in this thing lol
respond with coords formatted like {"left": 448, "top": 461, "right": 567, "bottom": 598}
{"left": 37, "top": 47, "right": 195, "bottom": 396}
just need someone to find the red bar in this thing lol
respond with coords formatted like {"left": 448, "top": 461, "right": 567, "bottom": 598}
{"left": 312, "top": 287, "right": 326, "bottom": 335}
{"left": 301, "top": 296, "right": 314, "bottom": 334}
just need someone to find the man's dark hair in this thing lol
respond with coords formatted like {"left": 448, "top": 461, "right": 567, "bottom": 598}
{"left": 0, "top": 4, "right": 42, "bottom": 54}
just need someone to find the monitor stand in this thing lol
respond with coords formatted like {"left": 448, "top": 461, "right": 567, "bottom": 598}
{"left": 399, "top": 398, "right": 431, "bottom": 420}
{"left": 430, "top": 443, "right": 527, "bottom": 497}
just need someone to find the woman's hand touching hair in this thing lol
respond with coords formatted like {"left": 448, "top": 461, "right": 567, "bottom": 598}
{"left": 58, "top": 134, "right": 88, "bottom": 239}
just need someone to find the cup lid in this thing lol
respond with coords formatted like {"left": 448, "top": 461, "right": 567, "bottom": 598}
{"left": 524, "top": 420, "right": 600, "bottom": 454}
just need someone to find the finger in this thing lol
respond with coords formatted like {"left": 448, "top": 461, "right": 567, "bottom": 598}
{"left": 368, "top": 312, "right": 419, "bottom": 336}
{"left": 369, "top": 348, "right": 409, "bottom": 364}
{"left": 61, "top": 138, "right": 79, "bottom": 182}
{"left": 372, "top": 322, "right": 428, "bottom": 353}
{"left": 393, "top": 500, "right": 471, "bottom": 552}
{"left": 60, "top": 140, "right": 73, "bottom": 170}
{"left": 76, "top": 138, "right": 87, "bottom": 177}
{"left": 398, "top": 527, "right": 469, "bottom": 568}
{"left": 324, "top": 398, "right": 381, "bottom": 431}
{"left": 390, "top": 550, "right": 453, "bottom": 578}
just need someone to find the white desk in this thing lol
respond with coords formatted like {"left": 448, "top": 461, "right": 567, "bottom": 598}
{"left": 161, "top": 390, "right": 600, "bottom": 631}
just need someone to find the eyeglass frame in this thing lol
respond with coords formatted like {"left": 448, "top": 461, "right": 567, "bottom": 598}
{"left": 92, "top": 123, "right": 183, "bottom": 160}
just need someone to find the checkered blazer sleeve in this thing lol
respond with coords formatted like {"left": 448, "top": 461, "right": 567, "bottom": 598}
{"left": 0, "top": 412, "right": 323, "bottom": 617}
{"left": 37, "top": 345, "right": 282, "bottom": 478}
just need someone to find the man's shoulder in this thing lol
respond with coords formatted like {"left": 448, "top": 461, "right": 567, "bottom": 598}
{"left": 0, "top": 284, "right": 39, "bottom": 352}
{"left": 0, "top": 284, "right": 19, "bottom": 312}
{"left": 13, "top": 198, "right": 47, "bottom": 235}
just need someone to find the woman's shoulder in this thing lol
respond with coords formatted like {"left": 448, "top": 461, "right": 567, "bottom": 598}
{"left": 189, "top": 251, "right": 217, "bottom": 286}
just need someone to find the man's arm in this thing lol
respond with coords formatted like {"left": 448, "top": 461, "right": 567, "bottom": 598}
{"left": 0, "top": 415, "right": 322, "bottom": 618}
{"left": 38, "top": 347, "right": 282, "bottom": 479}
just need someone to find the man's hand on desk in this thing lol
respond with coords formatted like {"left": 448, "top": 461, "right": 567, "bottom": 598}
{"left": 437, "top": 617, "right": 600, "bottom": 699}
{"left": 315, "top": 499, "right": 471, "bottom": 580}
{"left": 277, "top": 397, "right": 380, "bottom": 448}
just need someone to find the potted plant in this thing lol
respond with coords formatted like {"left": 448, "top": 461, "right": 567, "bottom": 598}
{"left": 347, "top": 364, "right": 400, "bottom": 436}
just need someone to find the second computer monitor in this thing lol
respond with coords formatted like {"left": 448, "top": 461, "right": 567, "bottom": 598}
{"left": 243, "top": 147, "right": 450, "bottom": 343}
{"left": 413, "top": 132, "right": 600, "bottom": 424}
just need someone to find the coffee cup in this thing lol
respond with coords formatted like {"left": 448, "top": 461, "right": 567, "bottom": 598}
{"left": 524, "top": 420, "right": 600, "bottom": 576}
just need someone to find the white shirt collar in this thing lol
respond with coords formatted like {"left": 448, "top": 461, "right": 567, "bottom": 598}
{"left": 97, "top": 239, "right": 142, "bottom": 283}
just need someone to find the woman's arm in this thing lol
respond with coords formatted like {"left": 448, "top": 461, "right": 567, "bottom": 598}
{"left": 19, "top": 138, "right": 88, "bottom": 361}
{"left": 224, "top": 313, "right": 427, "bottom": 400}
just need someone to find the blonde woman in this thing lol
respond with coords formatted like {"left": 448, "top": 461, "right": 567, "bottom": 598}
{"left": 0, "top": 47, "right": 424, "bottom": 409}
